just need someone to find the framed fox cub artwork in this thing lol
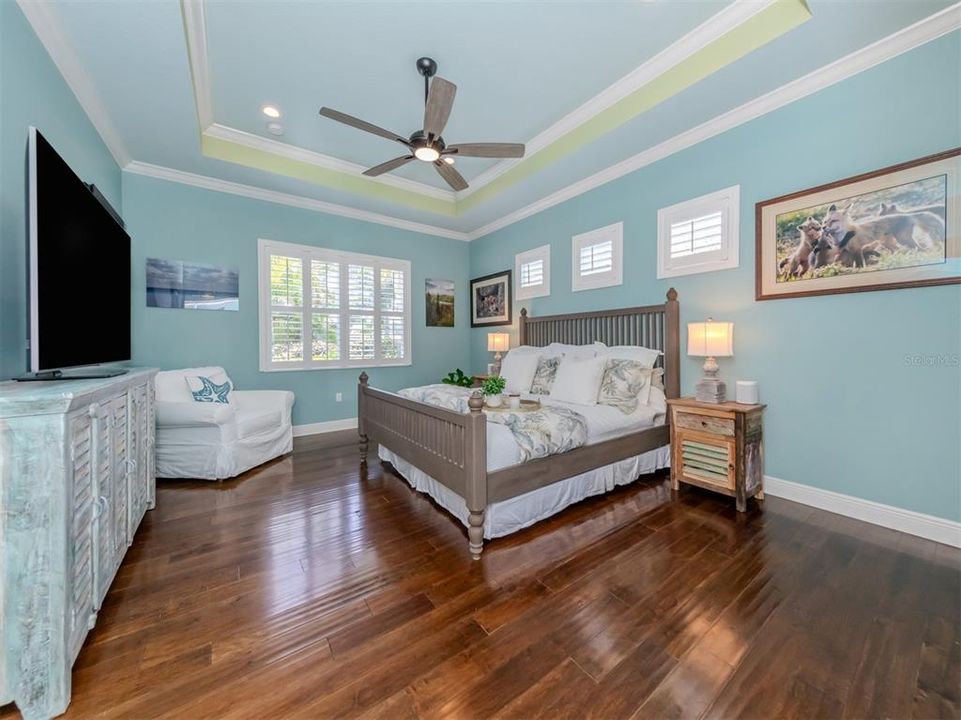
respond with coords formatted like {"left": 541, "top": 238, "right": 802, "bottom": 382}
{"left": 756, "top": 149, "right": 960, "bottom": 300}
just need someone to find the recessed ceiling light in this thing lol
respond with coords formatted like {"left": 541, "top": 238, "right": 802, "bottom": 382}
{"left": 262, "top": 105, "right": 281, "bottom": 119}
{"left": 442, "top": 156, "right": 455, "bottom": 165}
{"left": 266, "top": 122, "right": 285, "bottom": 136}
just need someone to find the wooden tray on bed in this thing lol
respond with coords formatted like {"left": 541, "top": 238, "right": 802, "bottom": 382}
{"left": 484, "top": 399, "right": 542, "bottom": 413}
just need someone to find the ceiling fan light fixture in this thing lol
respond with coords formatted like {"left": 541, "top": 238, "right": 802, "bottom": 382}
{"left": 442, "top": 156, "right": 455, "bottom": 165}
{"left": 414, "top": 146, "right": 441, "bottom": 162}
{"left": 261, "top": 105, "right": 281, "bottom": 119}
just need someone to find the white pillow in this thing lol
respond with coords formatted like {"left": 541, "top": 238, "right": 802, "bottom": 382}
{"left": 499, "top": 351, "right": 541, "bottom": 394}
{"left": 550, "top": 356, "right": 607, "bottom": 406}
{"left": 185, "top": 370, "right": 233, "bottom": 403}
{"left": 545, "top": 341, "right": 605, "bottom": 359}
{"left": 598, "top": 345, "right": 661, "bottom": 369}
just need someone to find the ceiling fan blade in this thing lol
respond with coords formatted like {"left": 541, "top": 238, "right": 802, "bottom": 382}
{"left": 363, "top": 155, "right": 415, "bottom": 177}
{"left": 424, "top": 77, "right": 457, "bottom": 139}
{"left": 445, "top": 143, "right": 525, "bottom": 159}
{"left": 434, "top": 159, "right": 468, "bottom": 191}
{"left": 319, "top": 107, "right": 409, "bottom": 146}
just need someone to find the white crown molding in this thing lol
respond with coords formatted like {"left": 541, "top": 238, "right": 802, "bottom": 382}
{"left": 204, "top": 123, "right": 455, "bottom": 201}
{"left": 765, "top": 476, "right": 961, "bottom": 548}
{"left": 467, "top": 3, "right": 961, "bottom": 240}
{"left": 293, "top": 417, "right": 358, "bottom": 437}
{"left": 181, "top": 0, "right": 213, "bottom": 130}
{"left": 180, "top": 0, "right": 779, "bottom": 205}
{"left": 16, "top": 0, "right": 131, "bottom": 167}
{"left": 123, "top": 161, "right": 470, "bottom": 241}
{"left": 459, "top": 0, "right": 779, "bottom": 199}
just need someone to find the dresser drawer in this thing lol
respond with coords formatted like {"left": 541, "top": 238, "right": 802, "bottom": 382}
{"left": 674, "top": 410, "right": 735, "bottom": 437}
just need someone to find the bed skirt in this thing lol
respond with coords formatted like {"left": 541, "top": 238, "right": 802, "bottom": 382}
{"left": 378, "top": 444, "right": 671, "bottom": 540}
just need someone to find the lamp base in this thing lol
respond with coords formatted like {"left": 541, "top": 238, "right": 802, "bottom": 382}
{"left": 695, "top": 356, "right": 726, "bottom": 403}
{"left": 491, "top": 351, "right": 503, "bottom": 376}
{"left": 695, "top": 377, "right": 727, "bottom": 404}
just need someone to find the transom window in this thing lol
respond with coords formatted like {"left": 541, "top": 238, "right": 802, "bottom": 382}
{"left": 259, "top": 239, "right": 410, "bottom": 371}
{"left": 515, "top": 244, "right": 550, "bottom": 300}
{"left": 657, "top": 185, "right": 740, "bottom": 278}
{"left": 572, "top": 222, "right": 623, "bottom": 292}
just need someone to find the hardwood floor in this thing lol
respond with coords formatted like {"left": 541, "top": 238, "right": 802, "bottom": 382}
{"left": 4, "top": 439, "right": 959, "bottom": 719}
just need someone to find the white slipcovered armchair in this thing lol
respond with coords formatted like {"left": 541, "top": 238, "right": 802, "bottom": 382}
{"left": 154, "top": 366, "right": 295, "bottom": 480}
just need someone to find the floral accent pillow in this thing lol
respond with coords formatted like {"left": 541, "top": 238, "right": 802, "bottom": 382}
{"left": 598, "top": 359, "right": 649, "bottom": 414}
{"left": 529, "top": 356, "right": 561, "bottom": 395}
{"left": 186, "top": 374, "right": 232, "bottom": 403}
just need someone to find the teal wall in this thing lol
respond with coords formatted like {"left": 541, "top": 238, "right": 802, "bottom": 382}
{"left": 469, "top": 33, "right": 961, "bottom": 521}
{"left": 121, "top": 173, "right": 471, "bottom": 426}
{"left": 0, "top": 3, "right": 122, "bottom": 379}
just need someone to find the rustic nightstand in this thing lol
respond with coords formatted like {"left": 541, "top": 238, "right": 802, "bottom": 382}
{"left": 471, "top": 374, "right": 489, "bottom": 388}
{"left": 667, "top": 397, "right": 765, "bottom": 512}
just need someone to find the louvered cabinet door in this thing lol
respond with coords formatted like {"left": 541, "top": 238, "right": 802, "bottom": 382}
{"left": 90, "top": 403, "right": 114, "bottom": 607}
{"left": 67, "top": 410, "right": 96, "bottom": 661}
{"left": 128, "top": 384, "right": 149, "bottom": 533}
{"left": 109, "top": 396, "right": 130, "bottom": 562}
{"left": 677, "top": 433, "right": 734, "bottom": 489}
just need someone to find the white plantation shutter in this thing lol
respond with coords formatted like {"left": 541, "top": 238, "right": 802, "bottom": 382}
{"left": 658, "top": 186, "right": 740, "bottom": 278}
{"left": 579, "top": 240, "right": 613, "bottom": 276}
{"left": 259, "top": 240, "right": 410, "bottom": 370}
{"left": 572, "top": 223, "right": 623, "bottom": 291}
{"left": 515, "top": 244, "right": 551, "bottom": 300}
{"left": 520, "top": 259, "right": 543, "bottom": 288}
{"left": 669, "top": 212, "right": 723, "bottom": 258}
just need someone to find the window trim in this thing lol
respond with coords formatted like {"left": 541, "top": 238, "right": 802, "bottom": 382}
{"left": 515, "top": 244, "right": 551, "bottom": 300}
{"left": 657, "top": 185, "right": 740, "bottom": 279}
{"left": 571, "top": 222, "right": 623, "bottom": 292}
{"left": 258, "top": 238, "right": 411, "bottom": 372}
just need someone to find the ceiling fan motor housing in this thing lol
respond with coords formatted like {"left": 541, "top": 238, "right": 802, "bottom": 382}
{"left": 416, "top": 57, "right": 438, "bottom": 78}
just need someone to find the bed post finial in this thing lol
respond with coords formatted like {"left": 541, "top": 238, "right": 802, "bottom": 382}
{"left": 520, "top": 308, "right": 527, "bottom": 317}
{"left": 359, "top": 371, "right": 369, "bottom": 386}
{"left": 468, "top": 391, "right": 484, "bottom": 413}
{"left": 666, "top": 287, "right": 678, "bottom": 302}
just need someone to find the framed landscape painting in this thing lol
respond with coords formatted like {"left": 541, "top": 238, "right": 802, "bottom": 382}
{"left": 146, "top": 258, "right": 239, "bottom": 311}
{"left": 756, "top": 149, "right": 960, "bottom": 300}
{"left": 426, "top": 278, "right": 455, "bottom": 327}
{"left": 470, "top": 270, "right": 512, "bottom": 327}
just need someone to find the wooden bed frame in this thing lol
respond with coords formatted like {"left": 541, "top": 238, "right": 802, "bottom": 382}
{"left": 357, "top": 288, "right": 680, "bottom": 558}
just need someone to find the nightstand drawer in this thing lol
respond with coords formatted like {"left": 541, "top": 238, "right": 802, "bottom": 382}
{"left": 674, "top": 411, "right": 735, "bottom": 437}
{"left": 678, "top": 436, "right": 734, "bottom": 489}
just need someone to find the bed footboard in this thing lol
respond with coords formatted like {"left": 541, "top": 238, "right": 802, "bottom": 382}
{"left": 358, "top": 373, "right": 489, "bottom": 558}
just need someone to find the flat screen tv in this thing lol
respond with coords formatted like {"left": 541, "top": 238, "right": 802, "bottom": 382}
{"left": 25, "top": 127, "right": 131, "bottom": 379}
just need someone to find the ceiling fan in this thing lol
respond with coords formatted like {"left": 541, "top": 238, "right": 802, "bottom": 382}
{"left": 319, "top": 57, "right": 525, "bottom": 191}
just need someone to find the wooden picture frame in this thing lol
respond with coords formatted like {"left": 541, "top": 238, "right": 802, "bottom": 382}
{"left": 470, "top": 270, "right": 512, "bottom": 328}
{"left": 756, "top": 148, "right": 960, "bottom": 300}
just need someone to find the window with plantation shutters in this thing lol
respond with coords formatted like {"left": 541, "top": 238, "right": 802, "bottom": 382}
{"left": 515, "top": 244, "right": 550, "bottom": 300}
{"left": 572, "top": 222, "right": 623, "bottom": 292}
{"left": 259, "top": 239, "right": 410, "bottom": 371}
{"left": 657, "top": 185, "right": 740, "bottom": 278}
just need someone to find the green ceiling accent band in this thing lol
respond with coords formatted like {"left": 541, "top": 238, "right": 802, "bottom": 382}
{"left": 201, "top": 134, "right": 457, "bottom": 216}
{"left": 456, "top": 0, "right": 812, "bottom": 214}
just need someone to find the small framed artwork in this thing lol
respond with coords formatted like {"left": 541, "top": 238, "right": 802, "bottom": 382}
{"left": 426, "top": 278, "right": 455, "bottom": 327}
{"left": 470, "top": 270, "right": 512, "bottom": 327}
{"left": 756, "top": 149, "right": 960, "bottom": 300}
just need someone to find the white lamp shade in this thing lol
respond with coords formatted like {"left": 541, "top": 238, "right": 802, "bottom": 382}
{"left": 487, "top": 332, "right": 510, "bottom": 352}
{"left": 687, "top": 321, "right": 734, "bottom": 357}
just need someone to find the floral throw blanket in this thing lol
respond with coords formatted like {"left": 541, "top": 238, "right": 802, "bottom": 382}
{"left": 398, "top": 384, "right": 588, "bottom": 462}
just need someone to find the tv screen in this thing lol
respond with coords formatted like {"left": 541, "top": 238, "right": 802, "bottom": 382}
{"left": 29, "top": 128, "right": 131, "bottom": 373}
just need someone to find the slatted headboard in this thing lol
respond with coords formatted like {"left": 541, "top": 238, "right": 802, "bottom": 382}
{"left": 518, "top": 288, "right": 680, "bottom": 398}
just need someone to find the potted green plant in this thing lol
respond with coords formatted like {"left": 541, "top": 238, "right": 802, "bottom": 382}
{"left": 482, "top": 375, "right": 507, "bottom": 407}
{"left": 441, "top": 368, "right": 473, "bottom": 388}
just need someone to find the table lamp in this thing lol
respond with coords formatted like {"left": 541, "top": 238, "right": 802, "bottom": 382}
{"left": 487, "top": 332, "right": 510, "bottom": 375}
{"left": 687, "top": 319, "right": 734, "bottom": 403}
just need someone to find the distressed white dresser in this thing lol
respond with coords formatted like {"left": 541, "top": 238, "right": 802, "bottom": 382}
{"left": 0, "top": 369, "right": 157, "bottom": 719}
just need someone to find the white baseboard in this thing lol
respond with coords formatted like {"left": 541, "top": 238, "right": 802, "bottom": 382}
{"left": 764, "top": 475, "right": 961, "bottom": 548}
{"left": 293, "top": 417, "right": 357, "bottom": 438}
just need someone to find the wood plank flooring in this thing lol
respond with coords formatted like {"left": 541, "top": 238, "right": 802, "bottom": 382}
{"left": 3, "top": 439, "right": 959, "bottom": 719}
